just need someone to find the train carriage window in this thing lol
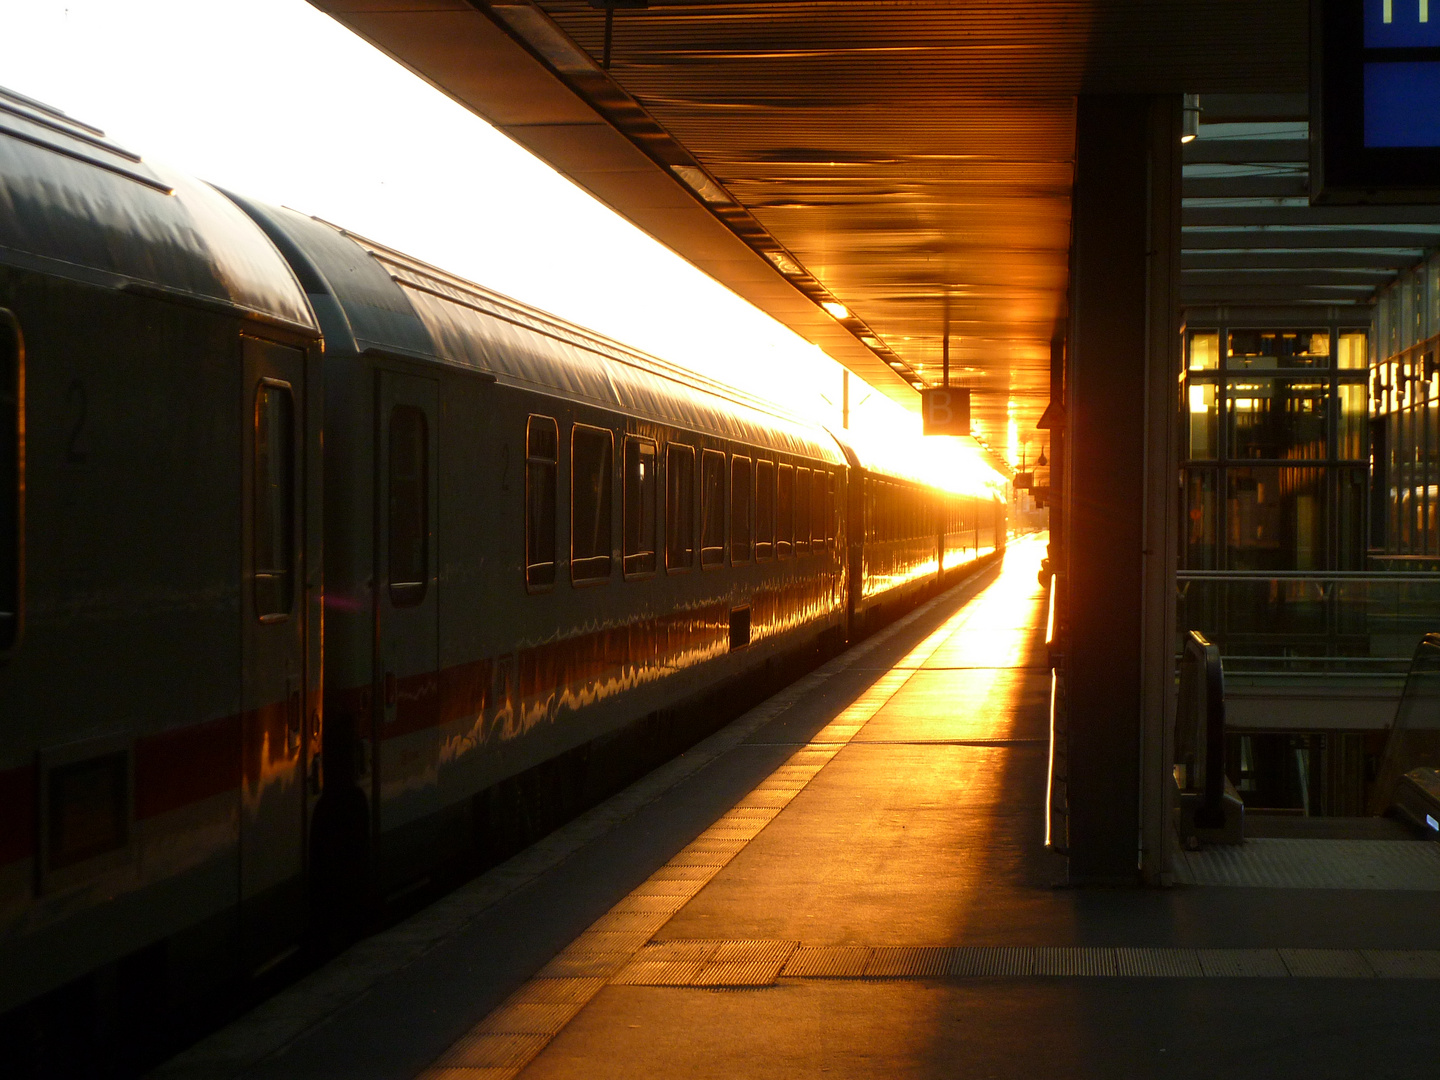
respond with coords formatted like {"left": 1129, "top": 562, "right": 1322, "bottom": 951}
{"left": 776, "top": 464, "right": 794, "bottom": 558}
{"left": 623, "top": 436, "right": 658, "bottom": 576}
{"left": 255, "top": 381, "right": 296, "bottom": 619}
{"left": 755, "top": 460, "right": 775, "bottom": 560}
{"left": 826, "top": 472, "right": 837, "bottom": 545}
{"left": 572, "top": 425, "right": 614, "bottom": 581}
{"left": 812, "top": 470, "right": 827, "bottom": 549}
{"left": 666, "top": 444, "right": 695, "bottom": 571}
{"left": 795, "top": 469, "right": 811, "bottom": 552}
{"left": 0, "top": 314, "right": 18, "bottom": 649}
{"left": 387, "top": 405, "right": 428, "bottom": 607}
{"left": 700, "top": 449, "right": 725, "bottom": 567}
{"left": 525, "top": 416, "right": 558, "bottom": 588}
{"left": 731, "top": 455, "right": 753, "bottom": 563}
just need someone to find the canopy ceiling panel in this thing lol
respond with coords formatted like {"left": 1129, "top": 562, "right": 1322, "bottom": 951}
{"left": 313, "top": 0, "right": 1312, "bottom": 459}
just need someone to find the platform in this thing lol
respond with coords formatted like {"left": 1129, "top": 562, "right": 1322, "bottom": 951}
{"left": 154, "top": 537, "right": 1440, "bottom": 1080}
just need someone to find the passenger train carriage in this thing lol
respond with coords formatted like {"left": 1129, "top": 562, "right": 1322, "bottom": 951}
{"left": 0, "top": 86, "right": 1003, "bottom": 1062}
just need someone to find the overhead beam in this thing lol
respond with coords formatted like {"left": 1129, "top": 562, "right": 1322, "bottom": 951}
{"left": 1182, "top": 175, "right": 1308, "bottom": 198}
{"left": 1197, "top": 93, "right": 1308, "bottom": 122}
{"left": 1181, "top": 229, "right": 1433, "bottom": 250}
{"left": 1182, "top": 139, "right": 1308, "bottom": 164}
{"left": 1180, "top": 285, "right": 1375, "bottom": 302}
{"left": 1184, "top": 205, "right": 1440, "bottom": 227}
{"left": 1182, "top": 249, "right": 1417, "bottom": 269}
{"left": 1181, "top": 269, "right": 1395, "bottom": 286}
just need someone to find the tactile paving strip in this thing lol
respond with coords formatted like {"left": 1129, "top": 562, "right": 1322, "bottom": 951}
{"left": 1175, "top": 838, "right": 1440, "bottom": 890}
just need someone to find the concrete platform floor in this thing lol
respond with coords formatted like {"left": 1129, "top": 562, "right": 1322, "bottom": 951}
{"left": 156, "top": 536, "right": 1440, "bottom": 1080}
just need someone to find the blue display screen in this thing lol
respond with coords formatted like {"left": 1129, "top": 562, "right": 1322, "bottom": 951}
{"left": 1365, "top": 61, "right": 1440, "bottom": 145}
{"left": 1365, "top": 0, "right": 1440, "bottom": 47}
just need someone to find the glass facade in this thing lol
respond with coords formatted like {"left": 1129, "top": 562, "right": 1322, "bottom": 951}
{"left": 1371, "top": 259, "right": 1440, "bottom": 558}
{"left": 1182, "top": 324, "right": 1370, "bottom": 570}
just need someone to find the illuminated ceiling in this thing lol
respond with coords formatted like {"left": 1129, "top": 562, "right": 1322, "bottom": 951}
{"left": 312, "top": 1, "right": 1329, "bottom": 459}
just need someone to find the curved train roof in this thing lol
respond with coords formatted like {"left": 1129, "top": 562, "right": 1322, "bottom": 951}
{"left": 0, "top": 87, "right": 316, "bottom": 334}
{"left": 229, "top": 197, "right": 844, "bottom": 466}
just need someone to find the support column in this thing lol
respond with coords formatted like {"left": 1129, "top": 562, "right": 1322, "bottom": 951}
{"left": 1063, "top": 95, "right": 1181, "bottom": 885}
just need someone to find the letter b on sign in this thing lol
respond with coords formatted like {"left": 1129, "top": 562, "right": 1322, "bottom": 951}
{"left": 921, "top": 388, "right": 971, "bottom": 436}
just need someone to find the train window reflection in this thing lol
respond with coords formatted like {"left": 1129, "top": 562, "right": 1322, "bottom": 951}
{"left": 731, "top": 456, "right": 753, "bottom": 563}
{"left": 572, "top": 425, "right": 614, "bottom": 582}
{"left": 795, "top": 469, "right": 811, "bottom": 552}
{"left": 666, "top": 444, "right": 695, "bottom": 571}
{"left": 525, "top": 416, "right": 558, "bottom": 587}
{"left": 0, "top": 313, "right": 18, "bottom": 649}
{"left": 624, "top": 437, "right": 658, "bottom": 576}
{"left": 755, "top": 460, "right": 774, "bottom": 560}
{"left": 255, "top": 380, "right": 296, "bottom": 619}
{"left": 700, "top": 449, "right": 725, "bottom": 567}
{"left": 814, "top": 470, "right": 829, "bottom": 548}
{"left": 777, "top": 465, "right": 793, "bottom": 557}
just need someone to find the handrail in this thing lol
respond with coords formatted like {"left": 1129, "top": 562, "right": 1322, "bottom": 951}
{"left": 1177, "top": 570, "right": 1440, "bottom": 582}
{"left": 1179, "top": 631, "right": 1228, "bottom": 828}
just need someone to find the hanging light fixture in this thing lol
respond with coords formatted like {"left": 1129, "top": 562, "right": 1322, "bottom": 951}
{"left": 1181, "top": 94, "right": 1201, "bottom": 143}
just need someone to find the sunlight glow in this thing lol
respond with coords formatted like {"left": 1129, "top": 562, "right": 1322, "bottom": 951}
{"left": 1, "top": 0, "right": 1003, "bottom": 493}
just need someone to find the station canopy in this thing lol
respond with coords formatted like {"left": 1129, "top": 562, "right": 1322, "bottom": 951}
{"left": 310, "top": 1, "right": 1438, "bottom": 463}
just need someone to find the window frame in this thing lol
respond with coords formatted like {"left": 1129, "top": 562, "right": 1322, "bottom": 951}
{"left": 776, "top": 463, "right": 794, "bottom": 558}
{"left": 700, "top": 448, "right": 727, "bottom": 569}
{"left": 623, "top": 434, "right": 659, "bottom": 579}
{"left": 666, "top": 442, "right": 696, "bottom": 573}
{"left": 0, "top": 310, "right": 21, "bottom": 651}
{"left": 386, "top": 403, "right": 430, "bottom": 609}
{"left": 755, "top": 459, "right": 775, "bottom": 560}
{"left": 570, "top": 422, "right": 615, "bottom": 584}
{"left": 524, "top": 414, "right": 559, "bottom": 592}
{"left": 254, "top": 377, "right": 297, "bottom": 622}
{"left": 730, "top": 454, "right": 754, "bottom": 564}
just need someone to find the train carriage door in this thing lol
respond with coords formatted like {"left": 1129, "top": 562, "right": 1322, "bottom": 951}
{"left": 374, "top": 372, "right": 440, "bottom": 859}
{"left": 241, "top": 337, "right": 309, "bottom": 967}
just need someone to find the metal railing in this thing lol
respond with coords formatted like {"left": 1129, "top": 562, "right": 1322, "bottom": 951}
{"left": 1176, "top": 570, "right": 1440, "bottom": 678}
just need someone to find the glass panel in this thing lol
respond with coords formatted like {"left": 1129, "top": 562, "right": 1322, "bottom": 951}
{"left": 623, "top": 437, "right": 657, "bottom": 575}
{"left": 1187, "top": 381, "right": 1218, "bottom": 460}
{"left": 1337, "top": 466, "right": 1368, "bottom": 569}
{"left": 1185, "top": 469, "right": 1218, "bottom": 570}
{"left": 1402, "top": 270, "right": 1417, "bottom": 350}
{"left": 755, "top": 459, "right": 774, "bottom": 559}
{"left": 1379, "top": 291, "right": 1393, "bottom": 361}
{"left": 1337, "top": 330, "right": 1368, "bottom": 370}
{"left": 1338, "top": 382, "right": 1368, "bottom": 461}
{"left": 1227, "top": 329, "right": 1329, "bottom": 369}
{"left": 1188, "top": 329, "right": 1219, "bottom": 370}
{"left": 665, "top": 444, "right": 695, "bottom": 570}
{"left": 700, "top": 449, "right": 725, "bottom": 567}
{"left": 525, "top": 416, "right": 558, "bottom": 587}
{"left": 571, "top": 425, "right": 613, "bottom": 581}
{"left": 825, "top": 472, "right": 837, "bottom": 543}
{"left": 387, "top": 405, "right": 428, "bottom": 606}
{"left": 255, "top": 382, "right": 296, "bottom": 619}
{"left": 795, "top": 468, "right": 811, "bottom": 552}
{"left": 0, "top": 317, "right": 16, "bottom": 649}
{"left": 777, "top": 464, "right": 793, "bottom": 557}
{"left": 1226, "top": 465, "right": 1328, "bottom": 571}
{"left": 1226, "top": 377, "right": 1328, "bottom": 460}
{"left": 730, "top": 455, "right": 753, "bottom": 563}
{"left": 1430, "top": 259, "right": 1440, "bottom": 339}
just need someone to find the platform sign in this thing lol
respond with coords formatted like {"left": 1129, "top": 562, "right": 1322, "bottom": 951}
{"left": 1314, "top": 0, "right": 1440, "bottom": 201}
{"left": 921, "top": 387, "right": 970, "bottom": 436}
{"left": 1014, "top": 471, "right": 1034, "bottom": 491}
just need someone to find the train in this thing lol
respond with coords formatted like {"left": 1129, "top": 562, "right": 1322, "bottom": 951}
{"left": 0, "top": 85, "right": 1004, "bottom": 1066}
